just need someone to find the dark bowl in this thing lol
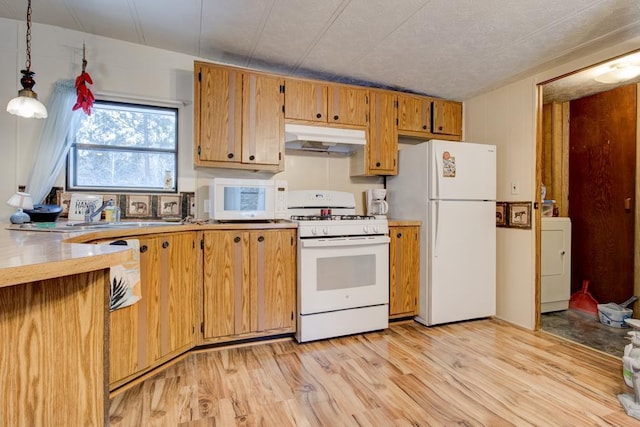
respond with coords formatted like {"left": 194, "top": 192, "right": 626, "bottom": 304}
{"left": 24, "top": 204, "right": 63, "bottom": 222}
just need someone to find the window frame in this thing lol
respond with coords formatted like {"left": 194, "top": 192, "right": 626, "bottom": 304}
{"left": 66, "top": 100, "right": 179, "bottom": 194}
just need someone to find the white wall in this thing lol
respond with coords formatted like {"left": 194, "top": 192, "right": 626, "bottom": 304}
{"left": 466, "top": 37, "right": 640, "bottom": 329}
{"left": 0, "top": 17, "right": 381, "bottom": 222}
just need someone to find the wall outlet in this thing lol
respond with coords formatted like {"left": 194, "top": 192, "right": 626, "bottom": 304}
{"left": 203, "top": 199, "right": 209, "bottom": 213}
{"left": 510, "top": 182, "right": 520, "bottom": 195}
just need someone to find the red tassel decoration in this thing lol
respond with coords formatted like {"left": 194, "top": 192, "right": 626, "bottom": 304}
{"left": 73, "top": 44, "right": 94, "bottom": 115}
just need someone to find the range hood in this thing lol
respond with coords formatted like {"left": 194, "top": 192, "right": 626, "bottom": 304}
{"left": 284, "top": 124, "right": 366, "bottom": 154}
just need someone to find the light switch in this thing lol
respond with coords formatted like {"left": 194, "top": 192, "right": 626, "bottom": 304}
{"left": 510, "top": 182, "right": 520, "bottom": 195}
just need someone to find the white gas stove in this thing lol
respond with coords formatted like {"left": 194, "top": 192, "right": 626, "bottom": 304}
{"left": 288, "top": 190, "right": 389, "bottom": 343}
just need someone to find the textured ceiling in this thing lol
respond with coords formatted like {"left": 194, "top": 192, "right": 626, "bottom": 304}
{"left": 1, "top": 0, "right": 640, "bottom": 101}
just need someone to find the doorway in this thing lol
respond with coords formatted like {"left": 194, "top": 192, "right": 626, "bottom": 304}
{"left": 538, "top": 54, "right": 639, "bottom": 356}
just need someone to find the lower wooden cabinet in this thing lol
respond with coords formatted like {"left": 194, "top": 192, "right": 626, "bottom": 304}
{"left": 389, "top": 225, "right": 420, "bottom": 318}
{"left": 202, "top": 229, "right": 296, "bottom": 343}
{"left": 107, "top": 232, "right": 198, "bottom": 387}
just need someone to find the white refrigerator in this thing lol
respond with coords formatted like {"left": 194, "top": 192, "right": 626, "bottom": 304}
{"left": 388, "top": 140, "right": 496, "bottom": 326}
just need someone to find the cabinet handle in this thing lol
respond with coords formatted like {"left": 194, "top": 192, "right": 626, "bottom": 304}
{"left": 422, "top": 125, "right": 427, "bottom": 130}
{"left": 162, "top": 241, "right": 169, "bottom": 249}
{"left": 249, "top": 155, "right": 255, "bottom": 161}
{"left": 227, "top": 153, "right": 234, "bottom": 159}
{"left": 333, "top": 115, "right": 339, "bottom": 121}
{"left": 397, "top": 233, "right": 402, "bottom": 238}
{"left": 316, "top": 113, "right": 322, "bottom": 119}
{"left": 376, "top": 162, "right": 381, "bottom": 167}
{"left": 140, "top": 245, "right": 148, "bottom": 253}
{"left": 257, "top": 236, "right": 264, "bottom": 242}
{"left": 438, "top": 126, "right": 443, "bottom": 131}
{"left": 561, "top": 251, "right": 565, "bottom": 256}
{"left": 234, "top": 236, "right": 241, "bottom": 243}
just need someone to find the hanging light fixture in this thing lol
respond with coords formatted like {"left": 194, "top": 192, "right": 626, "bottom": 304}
{"left": 6, "top": 0, "right": 47, "bottom": 119}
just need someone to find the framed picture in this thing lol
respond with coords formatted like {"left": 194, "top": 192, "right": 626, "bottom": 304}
{"left": 126, "top": 195, "right": 151, "bottom": 217}
{"left": 496, "top": 202, "right": 508, "bottom": 227}
{"left": 158, "top": 195, "right": 181, "bottom": 217}
{"left": 56, "top": 191, "right": 72, "bottom": 218}
{"left": 508, "top": 202, "right": 532, "bottom": 229}
{"left": 187, "top": 193, "right": 195, "bottom": 218}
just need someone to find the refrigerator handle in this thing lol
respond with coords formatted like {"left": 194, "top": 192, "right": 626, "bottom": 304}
{"left": 434, "top": 200, "right": 440, "bottom": 257}
{"left": 434, "top": 150, "right": 440, "bottom": 199}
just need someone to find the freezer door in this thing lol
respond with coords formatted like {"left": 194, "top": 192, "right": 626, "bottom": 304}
{"left": 428, "top": 200, "right": 496, "bottom": 325}
{"left": 429, "top": 140, "right": 496, "bottom": 201}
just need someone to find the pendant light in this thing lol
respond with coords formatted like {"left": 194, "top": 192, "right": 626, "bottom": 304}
{"left": 6, "top": 0, "right": 47, "bottom": 119}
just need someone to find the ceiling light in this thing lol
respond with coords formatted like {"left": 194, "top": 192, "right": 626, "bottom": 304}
{"left": 6, "top": 0, "right": 47, "bottom": 119}
{"left": 594, "top": 63, "right": 640, "bottom": 84}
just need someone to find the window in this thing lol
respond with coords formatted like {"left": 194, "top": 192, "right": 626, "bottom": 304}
{"left": 68, "top": 101, "right": 178, "bottom": 192}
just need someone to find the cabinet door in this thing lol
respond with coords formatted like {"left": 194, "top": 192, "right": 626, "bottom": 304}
{"left": 328, "top": 85, "right": 369, "bottom": 126}
{"left": 397, "top": 94, "right": 431, "bottom": 135}
{"left": 242, "top": 73, "right": 285, "bottom": 166}
{"left": 389, "top": 226, "right": 419, "bottom": 318}
{"left": 432, "top": 99, "right": 462, "bottom": 137}
{"left": 250, "top": 229, "right": 296, "bottom": 332}
{"left": 195, "top": 63, "right": 243, "bottom": 164}
{"left": 160, "top": 232, "right": 197, "bottom": 356}
{"left": 203, "top": 231, "right": 251, "bottom": 338}
{"left": 368, "top": 91, "right": 398, "bottom": 175}
{"left": 285, "top": 78, "right": 327, "bottom": 122}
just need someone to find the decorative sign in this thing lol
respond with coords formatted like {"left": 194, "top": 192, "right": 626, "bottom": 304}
{"left": 68, "top": 194, "right": 102, "bottom": 221}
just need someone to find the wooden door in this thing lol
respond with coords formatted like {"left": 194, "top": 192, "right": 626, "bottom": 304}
{"left": 569, "top": 84, "right": 636, "bottom": 304}
{"left": 203, "top": 231, "right": 251, "bottom": 338}
{"left": 284, "top": 78, "right": 327, "bottom": 122}
{"left": 161, "top": 232, "right": 197, "bottom": 356}
{"left": 368, "top": 90, "right": 398, "bottom": 175}
{"left": 397, "top": 94, "right": 431, "bottom": 135}
{"left": 389, "top": 226, "right": 419, "bottom": 318}
{"left": 242, "top": 72, "right": 284, "bottom": 166}
{"left": 432, "top": 99, "right": 462, "bottom": 136}
{"left": 328, "top": 85, "right": 369, "bottom": 126}
{"left": 195, "top": 63, "right": 243, "bottom": 164}
{"left": 250, "top": 229, "right": 296, "bottom": 332}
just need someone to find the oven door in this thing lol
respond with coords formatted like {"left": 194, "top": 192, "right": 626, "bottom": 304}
{"left": 298, "top": 235, "right": 390, "bottom": 315}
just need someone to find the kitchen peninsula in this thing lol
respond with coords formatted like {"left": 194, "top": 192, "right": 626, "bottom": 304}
{"left": 0, "top": 227, "right": 132, "bottom": 426}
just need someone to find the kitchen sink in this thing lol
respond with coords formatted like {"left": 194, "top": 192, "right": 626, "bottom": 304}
{"left": 11, "top": 221, "right": 183, "bottom": 232}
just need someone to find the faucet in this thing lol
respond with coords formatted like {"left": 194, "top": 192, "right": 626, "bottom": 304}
{"left": 85, "top": 199, "right": 114, "bottom": 222}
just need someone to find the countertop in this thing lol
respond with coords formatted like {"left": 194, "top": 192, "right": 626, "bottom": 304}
{"left": 387, "top": 219, "right": 421, "bottom": 227}
{"left": 0, "top": 220, "right": 297, "bottom": 288}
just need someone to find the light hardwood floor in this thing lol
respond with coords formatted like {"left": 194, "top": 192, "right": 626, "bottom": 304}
{"left": 109, "top": 319, "right": 639, "bottom": 426}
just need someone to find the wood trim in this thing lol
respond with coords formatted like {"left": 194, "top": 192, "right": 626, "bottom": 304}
{"left": 636, "top": 83, "right": 640, "bottom": 312}
{"left": 535, "top": 85, "right": 544, "bottom": 330}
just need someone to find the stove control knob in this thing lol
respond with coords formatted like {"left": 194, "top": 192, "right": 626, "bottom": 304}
{"left": 363, "top": 225, "right": 369, "bottom": 234}
{"left": 311, "top": 227, "right": 318, "bottom": 236}
{"left": 372, "top": 226, "right": 379, "bottom": 234}
{"left": 323, "top": 227, "right": 329, "bottom": 235}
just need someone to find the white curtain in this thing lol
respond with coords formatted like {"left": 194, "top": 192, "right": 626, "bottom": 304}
{"left": 25, "top": 80, "right": 82, "bottom": 204}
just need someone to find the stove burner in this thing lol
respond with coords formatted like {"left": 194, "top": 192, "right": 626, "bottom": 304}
{"left": 290, "top": 214, "right": 376, "bottom": 221}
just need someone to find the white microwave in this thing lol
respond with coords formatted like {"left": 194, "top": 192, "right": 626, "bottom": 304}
{"left": 210, "top": 178, "right": 288, "bottom": 221}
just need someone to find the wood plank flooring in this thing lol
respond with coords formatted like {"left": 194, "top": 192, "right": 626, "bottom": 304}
{"left": 109, "top": 319, "right": 640, "bottom": 426}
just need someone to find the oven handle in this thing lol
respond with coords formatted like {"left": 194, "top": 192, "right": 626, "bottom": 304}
{"left": 300, "top": 235, "right": 390, "bottom": 247}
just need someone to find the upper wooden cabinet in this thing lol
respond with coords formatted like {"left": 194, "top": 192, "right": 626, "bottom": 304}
{"left": 431, "top": 99, "right": 463, "bottom": 137}
{"left": 367, "top": 90, "right": 398, "bottom": 175}
{"left": 284, "top": 79, "right": 328, "bottom": 122}
{"left": 202, "top": 229, "right": 296, "bottom": 343}
{"left": 328, "top": 85, "right": 369, "bottom": 127}
{"left": 194, "top": 62, "right": 285, "bottom": 172}
{"left": 285, "top": 79, "right": 369, "bottom": 128}
{"left": 397, "top": 94, "right": 431, "bottom": 137}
